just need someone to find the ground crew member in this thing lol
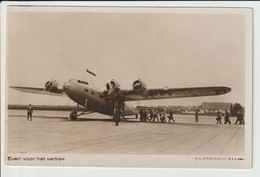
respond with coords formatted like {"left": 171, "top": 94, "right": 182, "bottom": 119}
{"left": 224, "top": 110, "right": 231, "bottom": 124}
{"left": 160, "top": 111, "right": 166, "bottom": 123}
{"left": 195, "top": 110, "right": 199, "bottom": 122}
{"left": 156, "top": 111, "right": 161, "bottom": 122}
{"left": 235, "top": 110, "right": 244, "bottom": 125}
{"left": 216, "top": 111, "right": 222, "bottom": 124}
{"left": 149, "top": 109, "right": 154, "bottom": 121}
{"left": 168, "top": 110, "right": 175, "bottom": 123}
{"left": 153, "top": 110, "right": 159, "bottom": 122}
{"left": 139, "top": 108, "right": 144, "bottom": 122}
{"left": 144, "top": 108, "right": 148, "bottom": 122}
{"left": 234, "top": 110, "right": 240, "bottom": 124}
{"left": 27, "top": 104, "right": 33, "bottom": 121}
{"left": 159, "top": 113, "right": 163, "bottom": 122}
{"left": 162, "top": 110, "right": 167, "bottom": 123}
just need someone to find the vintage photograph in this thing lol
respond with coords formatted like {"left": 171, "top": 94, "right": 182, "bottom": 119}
{"left": 4, "top": 6, "right": 252, "bottom": 168}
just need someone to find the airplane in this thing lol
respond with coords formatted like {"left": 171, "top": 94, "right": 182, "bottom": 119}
{"left": 10, "top": 71, "right": 231, "bottom": 126}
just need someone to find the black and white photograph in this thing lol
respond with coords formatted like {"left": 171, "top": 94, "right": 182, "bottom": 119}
{"left": 2, "top": 5, "right": 252, "bottom": 169}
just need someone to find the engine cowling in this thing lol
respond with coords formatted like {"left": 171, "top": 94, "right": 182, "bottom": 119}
{"left": 106, "top": 79, "right": 120, "bottom": 98}
{"left": 44, "top": 80, "right": 60, "bottom": 93}
{"left": 132, "top": 79, "right": 146, "bottom": 93}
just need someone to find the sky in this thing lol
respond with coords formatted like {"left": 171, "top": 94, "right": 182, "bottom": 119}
{"left": 6, "top": 7, "right": 251, "bottom": 107}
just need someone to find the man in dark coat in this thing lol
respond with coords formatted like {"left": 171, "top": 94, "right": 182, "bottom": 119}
{"left": 235, "top": 110, "right": 244, "bottom": 125}
{"left": 143, "top": 108, "right": 148, "bottom": 122}
{"left": 195, "top": 110, "right": 199, "bottom": 122}
{"left": 139, "top": 108, "right": 144, "bottom": 122}
{"left": 168, "top": 110, "right": 175, "bottom": 123}
{"left": 27, "top": 104, "right": 33, "bottom": 121}
{"left": 224, "top": 110, "right": 231, "bottom": 124}
{"left": 216, "top": 111, "right": 222, "bottom": 124}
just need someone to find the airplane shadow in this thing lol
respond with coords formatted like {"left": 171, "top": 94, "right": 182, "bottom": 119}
{"left": 8, "top": 115, "right": 240, "bottom": 126}
{"left": 60, "top": 118, "right": 140, "bottom": 123}
{"left": 9, "top": 115, "right": 67, "bottom": 119}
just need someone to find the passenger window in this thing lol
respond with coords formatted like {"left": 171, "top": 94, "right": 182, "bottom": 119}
{"left": 91, "top": 91, "right": 94, "bottom": 95}
{"left": 78, "top": 80, "right": 89, "bottom": 85}
{"left": 84, "top": 88, "right": 88, "bottom": 92}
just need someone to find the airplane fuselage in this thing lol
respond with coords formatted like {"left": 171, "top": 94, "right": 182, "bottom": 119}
{"left": 63, "top": 79, "right": 137, "bottom": 116}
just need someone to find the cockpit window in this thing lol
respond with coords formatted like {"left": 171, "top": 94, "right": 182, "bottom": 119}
{"left": 77, "top": 80, "right": 89, "bottom": 85}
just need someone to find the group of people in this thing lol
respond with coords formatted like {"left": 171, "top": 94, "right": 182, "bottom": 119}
{"left": 216, "top": 110, "right": 244, "bottom": 125}
{"left": 139, "top": 108, "right": 175, "bottom": 123}
{"left": 139, "top": 108, "right": 245, "bottom": 125}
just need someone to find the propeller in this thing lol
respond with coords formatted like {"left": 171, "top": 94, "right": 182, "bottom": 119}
{"left": 41, "top": 77, "right": 62, "bottom": 94}
{"left": 41, "top": 77, "right": 55, "bottom": 94}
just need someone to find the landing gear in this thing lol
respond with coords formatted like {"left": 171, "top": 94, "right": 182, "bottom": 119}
{"left": 69, "top": 110, "right": 77, "bottom": 120}
{"left": 68, "top": 104, "right": 93, "bottom": 120}
{"left": 69, "top": 104, "right": 79, "bottom": 121}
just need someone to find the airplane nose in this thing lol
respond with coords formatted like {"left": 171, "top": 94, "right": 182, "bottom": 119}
{"left": 63, "top": 82, "right": 70, "bottom": 92}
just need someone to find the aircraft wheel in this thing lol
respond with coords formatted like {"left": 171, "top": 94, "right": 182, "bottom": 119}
{"left": 69, "top": 110, "right": 77, "bottom": 121}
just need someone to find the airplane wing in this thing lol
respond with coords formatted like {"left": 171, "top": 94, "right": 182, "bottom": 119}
{"left": 10, "top": 86, "right": 66, "bottom": 96}
{"left": 123, "top": 86, "right": 231, "bottom": 101}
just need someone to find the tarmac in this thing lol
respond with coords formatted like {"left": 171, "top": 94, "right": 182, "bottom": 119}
{"left": 6, "top": 110, "right": 244, "bottom": 155}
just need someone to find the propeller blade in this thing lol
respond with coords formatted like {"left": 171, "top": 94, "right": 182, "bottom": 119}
{"left": 41, "top": 77, "right": 55, "bottom": 94}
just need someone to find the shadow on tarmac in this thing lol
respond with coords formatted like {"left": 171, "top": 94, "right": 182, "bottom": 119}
{"left": 8, "top": 115, "right": 244, "bottom": 127}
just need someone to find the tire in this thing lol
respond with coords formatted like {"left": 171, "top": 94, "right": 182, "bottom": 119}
{"left": 69, "top": 110, "right": 77, "bottom": 121}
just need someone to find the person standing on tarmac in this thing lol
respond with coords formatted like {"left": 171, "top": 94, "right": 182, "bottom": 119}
{"left": 195, "top": 110, "right": 199, "bottom": 122}
{"left": 27, "top": 104, "right": 33, "bottom": 121}
{"left": 153, "top": 110, "right": 159, "bottom": 122}
{"left": 235, "top": 110, "right": 244, "bottom": 125}
{"left": 216, "top": 110, "right": 222, "bottom": 124}
{"left": 162, "top": 110, "right": 167, "bottom": 123}
{"left": 139, "top": 108, "right": 144, "bottom": 122}
{"left": 224, "top": 110, "right": 231, "bottom": 124}
{"left": 168, "top": 110, "right": 175, "bottom": 123}
{"left": 149, "top": 109, "right": 154, "bottom": 121}
{"left": 160, "top": 111, "right": 166, "bottom": 123}
{"left": 144, "top": 108, "right": 148, "bottom": 122}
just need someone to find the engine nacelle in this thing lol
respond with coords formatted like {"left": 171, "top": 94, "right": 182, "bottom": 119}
{"left": 106, "top": 79, "right": 120, "bottom": 98}
{"left": 44, "top": 80, "right": 60, "bottom": 93}
{"left": 132, "top": 79, "right": 146, "bottom": 93}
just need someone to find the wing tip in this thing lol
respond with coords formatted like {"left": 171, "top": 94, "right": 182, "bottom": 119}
{"left": 223, "top": 86, "right": 232, "bottom": 93}
{"left": 217, "top": 86, "right": 231, "bottom": 95}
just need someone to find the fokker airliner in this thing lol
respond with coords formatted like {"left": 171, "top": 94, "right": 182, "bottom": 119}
{"left": 10, "top": 71, "right": 231, "bottom": 125}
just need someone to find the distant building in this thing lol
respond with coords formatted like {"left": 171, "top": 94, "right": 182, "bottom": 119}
{"left": 200, "top": 102, "right": 232, "bottom": 113}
